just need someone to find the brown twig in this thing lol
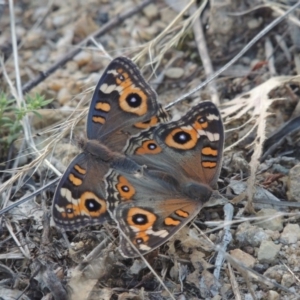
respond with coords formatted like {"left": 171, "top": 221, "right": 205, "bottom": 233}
{"left": 21, "top": 0, "right": 153, "bottom": 94}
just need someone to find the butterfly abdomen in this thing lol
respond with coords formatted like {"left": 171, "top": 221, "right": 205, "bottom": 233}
{"left": 78, "top": 138, "right": 123, "bottom": 163}
{"left": 181, "top": 182, "right": 212, "bottom": 202}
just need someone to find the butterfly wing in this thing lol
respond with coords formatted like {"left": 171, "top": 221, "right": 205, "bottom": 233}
{"left": 53, "top": 57, "right": 168, "bottom": 231}
{"left": 105, "top": 168, "right": 212, "bottom": 257}
{"left": 52, "top": 153, "right": 111, "bottom": 230}
{"left": 87, "top": 57, "right": 163, "bottom": 151}
{"left": 125, "top": 101, "right": 224, "bottom": 187}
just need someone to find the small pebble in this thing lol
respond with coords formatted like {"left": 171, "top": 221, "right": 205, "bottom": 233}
{"left": 257, "top": 240, "right": 281, "bottom": 264}
{"left": 264, "top": 265, "right": 285, "bottom": 282}
{"left": 281, "top": 273, "right": 295, "bottom": 288}
{"left": 52, "top": 14, "right": 72, "bottom": 27}
{"left": 280, "top": 224, "right": 300, "bottom": 244}
{"left": 267, "top": 291, "right": 280, "bottom": 300}
{"left": 73, "top": 51, "right": 92, "bottom": 67}
{"left": 129, "top": 259, "right": 146, "bottom": 275}
{"left": 66, "top": 61, "right": 79, "bottom": 73}
{"left": 57, "top": 87, "right": 71, "bottom": 105}
{"left": 230, "top": 249, "right": 256, "bottom": 268}
{"left": 143, "top": 3, "right": 159, "bottom": 20}
{"left": 57, "top": 28, "right": 74, "bottom": 48}
{"left": 287, "top": 164, "right": 300, "bottom": 201}
{"left": 36, "top": 47, "right": 50, "bottom": 64}
{"left": 48, "top": 80, "right": 65, "bottom": 92}
{"left": 74, "top": 15, "right": 99, "bottom": 40}
{"left": 165, "top": 67, "right": 184, "bottom": 79}
{"left": 255, "top": 209, "right": 283, "bottom": 231}
{"left": 24, "top": 30, "right": 45, "bottom": 49}
{"left": 235, "top": 222, "right": 270, "bottom": 247}
{"left": 247, "top": 18, "right": 263, "bottom": 29}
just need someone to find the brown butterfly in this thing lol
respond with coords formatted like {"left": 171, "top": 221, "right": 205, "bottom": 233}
{"left": 52, "top": 57, "right": 224, "bottom": 257}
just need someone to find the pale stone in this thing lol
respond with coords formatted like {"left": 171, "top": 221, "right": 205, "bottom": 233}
{"left": 281, "top": 273, "right": 295, "bottom": 288}
{"left": 280, "top": 224, "right": 300, "bottom": 244}
{"left": 267, "top": 291, "right": 280, "bottom": 300}
{"left": 74, "top": 51, "right": 92, "bottom": 67}
{"left": 74, "top": 15, "right": 99, "bottom": 40}
{"left": 52, "top": 14, "right": 72, "bottom": 27}
{"left": 24, "top": 30, "right": 45, "bottom": 49}
{"left": 230, "top": 249, "right": 256, "bottom": 268}
{"left": 235, "top": 222, "right": 270, "bottom": 247}
{"left": 129, "top": 259, "right": 146, "bottom": 275}
{"left": 66, "top": 61, "right": 79, "bottom": 73}
{"left": 48, "top": 80, "right": 66, "bottom": 92}
{"left": 256, "top": 209, "right": 283, "bottom": 231}
{"left": 57, "top": 87, "right": 71, "bottom": 105}
{"left": 247, "top": 18, "right": 263, "bottom": 29}
{"left": 257, "top": 240, "right": 281, "bottom": 264}
{"left": 287, "top": 164, "right": 300, "bottom": 201}
{"left": 143, "top": 4, "right": 159, "bottom": 20}
{"left": 165, "top": 67, "right": 184, "bottom": 79}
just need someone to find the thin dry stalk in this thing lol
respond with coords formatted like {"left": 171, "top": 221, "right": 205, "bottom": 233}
{"left": 283, "top": 262, "right": 300, "bottom": 285}
{"left": 274, "top": 34, "right": 291, "bottom": 62}
{"left": 5, "top": 219, "right": 31, "bottom": 259}
{"left": 228, "top": 263, "right": 242, "bottom": 300}
{"left": 265, "top": 37, "right": 277, "bottom": 76}
{"left": 116, "top": 225, "right": 177, "bottom": 300}
{"left": 190, "top": 1, "right": 220, "bottom": 106}
{"left": 246, "top": 111, "right": 269, "bottom": 211}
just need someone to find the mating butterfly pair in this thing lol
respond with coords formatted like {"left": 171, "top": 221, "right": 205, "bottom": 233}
{"left": 52, "top": 57, "right": 224, "bottom": 257}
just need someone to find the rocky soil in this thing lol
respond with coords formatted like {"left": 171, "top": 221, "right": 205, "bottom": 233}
{"left": 1, "top": 0, "right": 300, "bottom": 299}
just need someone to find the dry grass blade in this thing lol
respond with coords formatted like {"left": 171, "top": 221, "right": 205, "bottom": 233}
{"left": 1, "top": 55, "right": 62, "bottom": 198}
{"left": 213, "top": 203, "right": 233, "bottom": 280}
{"left": 5, "top": 219, "right": 31, "bottom": 259}
{"left": 134, "top": 0, "right": 198, "bottom": 68}
{"left": 223, "top": 76, "right": 296, "bottom": 152}
{"left": 228, "top": 263, "right": 242, "bottom": 300}
{"left": 190, "top": 0, "right": 219, "bottom": 106}
{"left": 245, "top": 103, "right": 268, "bottom": 212}
{"left": 0, "top": 94, "right": 89, "bottom": 195}
{"left": 67, "top": 239, "right": 113, "bottom": 300}
{"left": 116, "top": 226, "right": 177, "bottom": 300}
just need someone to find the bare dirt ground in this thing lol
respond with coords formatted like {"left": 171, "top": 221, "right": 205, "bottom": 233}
{"left": 1, "top": 0, "right": 300, "bottom": 299}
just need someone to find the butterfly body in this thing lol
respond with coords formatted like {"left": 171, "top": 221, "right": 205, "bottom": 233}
{"left": 52, "top": 57, "right": 224, "bottom": 257}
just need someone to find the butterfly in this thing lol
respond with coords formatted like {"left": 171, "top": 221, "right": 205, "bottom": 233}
{"left": 52, "top": 56, "right": 224, "bottom": 257}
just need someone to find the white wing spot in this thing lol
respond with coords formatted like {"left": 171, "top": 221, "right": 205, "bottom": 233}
{"left": 206, "top": 113, "right": 219, "bottom": 121}
{"left": 100, "top": 83, "right": 123, "bottom": 94}
{"left": 213, "top": 133, "right": 220, "bottom": 141}
{"left": 107, "top": 69, "right": 119, "bottom": 76}
{"left": 181, "top": 125, "right": 193, "bottom": 131}
{"left": 130, "top": 225, "right": 142, "bottom": 233}
{"left": 205, "top": 131, "right": 215, "bottom": 142}
{"left": 197, "top": 129, "right": 206, "bottom": 137}
{"left": 55, "top": 204, "right": 66, "bottom": 213}
{"left": 60, "top": 188, "right": 72, "bottom": 202}
{"left": 139, "top": 244, "right": 151, "bottom": 251}
{"left": 146, "top": 228, "right": 169, "bottom": 238}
